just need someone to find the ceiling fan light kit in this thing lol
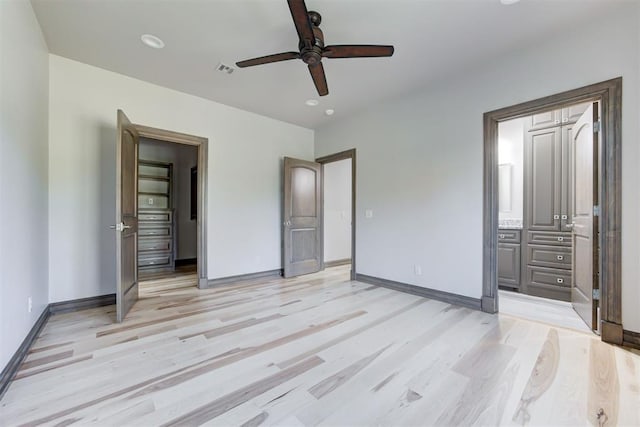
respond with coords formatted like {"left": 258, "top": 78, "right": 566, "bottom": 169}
{"left": 236, "top": 0, "right": 394, "bottom": 96}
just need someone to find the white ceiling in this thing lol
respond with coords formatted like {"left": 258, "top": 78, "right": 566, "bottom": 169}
{"left": 31, "top": 0, "right": 612, "bottom": 129}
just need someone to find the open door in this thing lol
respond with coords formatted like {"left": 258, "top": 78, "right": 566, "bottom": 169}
{"left": 570, "top": 102, "right": 598, "bottom": 330}
{"left": 115, "top": 110, "right": 139, "bottom": 322}
{"left": 283, "top": 157, "right": 322, "bottom": 278}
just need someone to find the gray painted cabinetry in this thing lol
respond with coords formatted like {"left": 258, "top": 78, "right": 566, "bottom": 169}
{"left": 138, "top": 160, "right": 175, "bottom": 274}
{"left": 498, "top": 230, "right": 521, "bottom": 290}
{"left": 521, "top": 103, "right": 588, "bottom": 301}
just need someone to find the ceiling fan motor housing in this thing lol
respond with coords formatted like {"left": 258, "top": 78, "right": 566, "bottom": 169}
{"left": 299, "top": 14, "right": 324, "bottom": 66}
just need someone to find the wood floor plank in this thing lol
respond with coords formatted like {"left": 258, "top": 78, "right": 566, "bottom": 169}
{"left": 160, "top": 356, "right": 324, "bottom": 426}
{"left": 1, "top": 265, "right": 639, "bottom": 426}
{"left": 511, "top": 328, "right": 560, "bottom": 424}
{"left": 588, "top": 338, "right": 620, "bottom": 426}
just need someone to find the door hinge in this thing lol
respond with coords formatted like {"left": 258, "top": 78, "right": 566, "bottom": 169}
{"left": 593, "top": 205, "right": 600, "bottom": 217}
{"left": 592, "top": 289, "right": 601, "bottom": 301}
{"left": 593, "top": 121, "right": 601, "bottom": 133}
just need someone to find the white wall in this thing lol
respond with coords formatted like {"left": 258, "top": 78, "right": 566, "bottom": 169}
{"left": 139, "top": 139, "right": 198, "bottom": 260}
{"left": 315, "top": 3, "right": 640, "bottom": 331}
{"left": 48, "top": 55, "right": 314, "bottom": 302}
{"left": 0, "top": 1, "right": 49, "bottom": 369}
{"left": 498, "top": 118, "right": 524, "bottom": 221}
{"left": 323, "top": 159, "right": 352, "bottom": 263}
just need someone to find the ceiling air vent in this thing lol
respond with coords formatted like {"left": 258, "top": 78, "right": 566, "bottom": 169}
{"left": 216, "top": 62, "right": 235, "bottom": 75}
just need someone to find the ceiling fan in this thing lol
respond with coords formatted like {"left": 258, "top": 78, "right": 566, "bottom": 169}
{"left": 236, "top": 0, "right": 394, "bottom": 96}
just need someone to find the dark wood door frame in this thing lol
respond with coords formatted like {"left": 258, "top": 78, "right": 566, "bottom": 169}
{"left": 482, "top": 77, "right": 623, "bottom": 344}
{"left": 134, "top": 124, "right": 209, "bottom": 289}
{"left": 316, "top": 149, "right": 357, "bottom": 280}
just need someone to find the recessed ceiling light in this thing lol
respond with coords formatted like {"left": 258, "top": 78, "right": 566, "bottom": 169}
{"left": 500, "top": 0, "right": 520, "bottom": 4}
{"left": 305, "top": 99, "right": 319, "bottom": 107}
{"left": 325, "top": 109, "right": 335, "bottom": 116}
{"left": 141, "top": 34, "right": 165, "bottom": 49}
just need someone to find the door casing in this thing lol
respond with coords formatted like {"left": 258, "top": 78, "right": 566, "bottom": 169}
{"left": 316, "top": 149, "right": 357, "bottom": 280}
{"left": 482, "top": 78, "right": 623, "bottom": 344}
{"left": 134, "top": 124, "right": 209, "bottom": 289}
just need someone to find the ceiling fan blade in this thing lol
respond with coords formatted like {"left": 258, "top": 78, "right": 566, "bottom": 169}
{"left": 323, "top": 45, "right": 395, "bottom": 59}
{"left": 236, "top": 52, "right": 300, "bottom": 68}
{"left": 287, "top": 0, "right": 315, "bottom": 48}
{"left": 308, "top": 63, "right": 328, "bottom": 96}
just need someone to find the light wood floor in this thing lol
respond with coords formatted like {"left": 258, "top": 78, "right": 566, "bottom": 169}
{"left": 1, "top": 266, "right": 639, "bottom": 426}
{"left": 499, "top": 290, "right": 594, "bottom": 333}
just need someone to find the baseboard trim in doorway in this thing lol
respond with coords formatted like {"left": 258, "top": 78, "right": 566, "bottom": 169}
{"left": 0, "top": 293, "right": 116, "bottom": 400}
{"left": 355, "top": 273, "right": 482, "bottom": 311}
{"left": 324, "top": 259, "right": 351, "bottom": 268}
{"left": 175, "top": 258, "right": 197, "bottom": 267}
{"left": 601, "top": 320, "right": 624, "bottom": 345}
{"left": 623, "top": 329, "right": 640, "bottom": 350}
{"left": 205, "top": 269, "right": 282, "bottom": 288}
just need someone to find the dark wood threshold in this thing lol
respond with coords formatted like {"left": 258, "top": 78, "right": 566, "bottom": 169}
{"left": 324, "top": 258, "right": 351, "bottom": 268}
{"left": 0, "top": 293, "right": 115, "bottom": 400}
{"left": 623, "top": 329, "right": 640, "bottom": 350}
{"left": 205, "top": 269, "right": 283, "bottom": 288}
{"left": 355, "top": 273, "right": 482, "bottom": 311}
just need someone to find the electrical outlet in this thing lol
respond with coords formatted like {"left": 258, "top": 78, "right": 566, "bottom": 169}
{"left": 28, "top": 297, "right": 32, "bottom": 313}
{"left": 148, "top": 198, "right": 154, "bottom": 205}
{"left": 365, "top": 209, "right": 373, "bottom": 218}
{"left": 414, "top": 265, "right": 422, "bottom": 276}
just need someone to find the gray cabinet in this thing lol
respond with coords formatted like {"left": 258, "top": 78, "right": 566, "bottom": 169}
{"left": 138, "top": 160, "right": 175, "bottom": 274}
{"left": 528, "top": 105, "right": 589, "bottom": 131}
{"left": 524, "top": 127, "right": 562, "bottom": 231}
{"left": 521, "top": 103, "right": 588, "bottom": 301}
{"left": 498, "top": 230, "right": 521, "bottom": 290}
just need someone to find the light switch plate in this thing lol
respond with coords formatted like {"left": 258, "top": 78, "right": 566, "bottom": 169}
{"left": 365, "top": 209, "right": 373, "bottom": 218}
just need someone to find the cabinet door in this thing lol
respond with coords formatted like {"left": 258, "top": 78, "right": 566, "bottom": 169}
{"left": 529, "top": 109, "right": 561, "bottom": 131}
{"left": 498, "top": 243, "right": 521, "bottom": 288}
{"left": 525, "top": 127, "right": 562, "bottom": 231}
{"left": 561, "top": 102, "right": 589, "bottom": 125}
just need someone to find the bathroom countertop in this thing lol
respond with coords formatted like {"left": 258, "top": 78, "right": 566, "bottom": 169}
{"left": 498, "top": 219, "right": 523, "bottom": 229}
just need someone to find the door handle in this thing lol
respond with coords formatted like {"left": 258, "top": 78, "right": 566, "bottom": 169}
{"left": 283, "top": 220, "right": 291, "bottom": 227}
{"left": 109, "top": 222, "right": 131, "bottom": 232}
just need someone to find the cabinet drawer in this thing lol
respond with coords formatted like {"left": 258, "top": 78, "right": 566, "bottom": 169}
{"left": 139, "top": 253, "right": 171, "bottom": 268}
{"left": 139, "top": 212, "right": 172, "bottom": 222}
{"left": 498, "top": 229, "right": 521, "bottom": 243}
{"left": 526, "top": 265, "right": 571, "bottom": 288}
{"left": 139, "top": 226, "right": 171, "bottom": 237}
{"left": 525, "top": 266, "right": 571, "bottom": 301}
{"left": 527, "top": 231, "right": 571, "bottom": 246}
{"left": 139, "top": 239, "right": 171, "bottom": 253}
{"left": 527, "top": 244, "right": 571, "bottom": 269}
{"left": 139, "top": 194, "right": 169, "bottom": 209}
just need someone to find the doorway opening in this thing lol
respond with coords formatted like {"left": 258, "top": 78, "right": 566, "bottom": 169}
{"left": 317, "top": 149, "right": 356, "bottom": 280}
{"left": 134, "top": 125, "right": 208, "bottom": 292}
{"left": 496, "top": 101, "right": 596, "bottom": 333}
{"left": 137, "top": 137, "right": 199, "bottom": 295}
{"left": 115, "top": 110, "right": 208, "bottom": 322}
{"left": 281, "top": 149, "right": 356, "bottom": 281}
{"left": 482, "top": 78, "right": 623, "bottom": 344}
